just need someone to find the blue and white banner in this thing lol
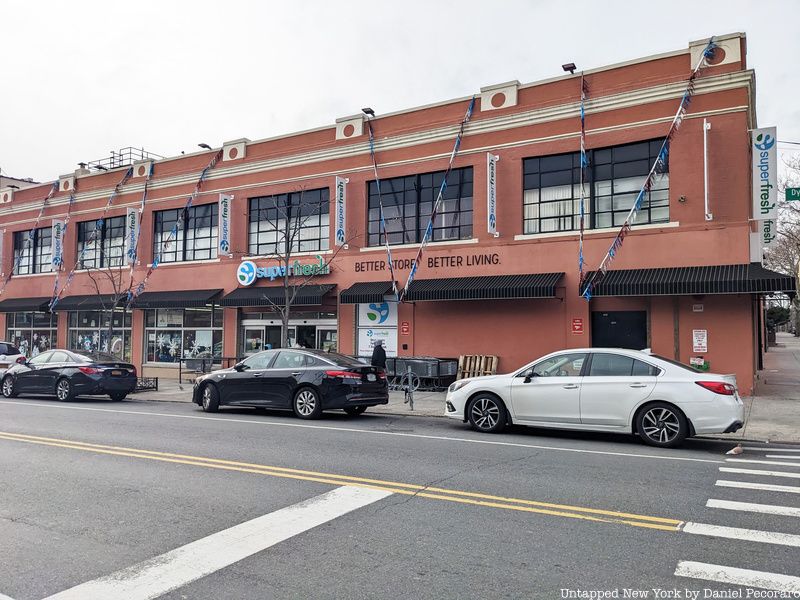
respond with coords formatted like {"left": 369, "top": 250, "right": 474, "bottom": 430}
{"left": 218, "top": 193, "right": 232, "bottom": 254}
{"left": 334, "top": 176, "right": 347, "bottom": 246}
{"left": 51, "top": 220, "right": 65, "bottom": 269}
{"left": 487, "top": 153, "right": 498, "bottom": 236}
{"left": 125, "top": 208, "right": 138, "bottom": 265}
{"left": 752, "top": 127, "right": 778, "bottom": 221}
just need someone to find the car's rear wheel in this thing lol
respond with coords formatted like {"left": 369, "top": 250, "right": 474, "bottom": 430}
{"left": 467, "top": 394, "right": 507, "bottom": 433}
{"left": 2, "top": 376, "right": 17, "bottom": 398}
{"left": 293, "top": 387, "right": 322, "bottom": 419}
{"left": 636, "top": 402, "right": 687, "bottom": 448}
{"left": 109, "top": 392, "right": 127, "bottom": 402}
{"left": 55, "top": 378, "right": 75, "bottom": 402}
{"left": 201, "top": 384, "right": 219, "bottom": 413}
{"left": 343, "top": 405, "right": 368, "bottom": 416}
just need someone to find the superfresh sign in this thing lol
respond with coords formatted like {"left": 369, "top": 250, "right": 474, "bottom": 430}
{"left": 752, "top": 127, "right": 777, "bottom": 220}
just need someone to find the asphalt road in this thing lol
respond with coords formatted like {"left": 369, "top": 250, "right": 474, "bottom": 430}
{"left": 1, "top": 396, "right": 798, "bottom": 600}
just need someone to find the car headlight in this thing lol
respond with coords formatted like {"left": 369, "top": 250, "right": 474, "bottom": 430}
{"left": 448, "top": 380, "right": 472, "bottom": 393}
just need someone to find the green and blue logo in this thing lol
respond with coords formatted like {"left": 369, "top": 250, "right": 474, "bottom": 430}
{"left": 366, "top": 302, "right": 390, "bottom": 324}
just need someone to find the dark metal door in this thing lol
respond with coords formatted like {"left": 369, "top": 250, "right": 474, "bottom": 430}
{"left": 591, "top": 311, "right": 647, "bottom": 350}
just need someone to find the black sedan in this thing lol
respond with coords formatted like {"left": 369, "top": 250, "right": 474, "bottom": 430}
{"left": 1, "top": 350, "right": 137, "bottom": 402}
{"left": 192, "top": 349, "right": 388, "bottom": 419}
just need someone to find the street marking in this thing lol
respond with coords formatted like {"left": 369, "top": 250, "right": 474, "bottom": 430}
{"left": 706, "top": 499, "right": 800, "bottom": 518}
{"left": 743, "top": 447, "right": 800, "bottom": 452}
{"left": 0, "top": 430, "right": 681, "bottom": 531}
{"left": 44, "top": 486, "right": 392, "bottom": 600}
{"left": 727, "top": 458, "right": 800, "bottom": 467}
{"left": 682, "top": 522, "right": 800, "bottom": 547}
{"left": 766, "top": 454, "right": 800, "bottom": 459}
{"left": 0, "top": 399, "right": 724, "bottom": 464}
{"left": 716, "top": 480, "right": 800, "bottom": 494}
{"left": 675, "top": 561, "right": 800, "bottom": 592}
{"left": 0, "top": 593, "right": 17, "bottom": 600}
{"left": 720, "top": 466, "right": 800, "bottom": 479}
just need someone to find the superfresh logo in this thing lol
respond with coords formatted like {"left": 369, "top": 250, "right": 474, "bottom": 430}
{"left": 219, "top": 196, "right": 231, "bottom": 253}
{"left": 52, "top": 222, "right": 63, "bottom": 266}
{"left": 237, "top": 261, "right": 257, "bottom": 286}
{"left": 126, "top": 211, "right": 137, "bottom": 260}
{"left": 335, "top": 178, "right": 346, "bottom": 245}
{"left": 236, "top": 256, "right": 330, "bottom": 286}
{"left": 488, "top": 155, "right": 497, "bottom": 231}
{"left": 754, "top": 130, "right": 777, "bottom": 215}
{"left": 366, "top": 302, "right": 390, "bottom": 324}
{"left": 754, "top": 132, "right": 776, "bottom": 151}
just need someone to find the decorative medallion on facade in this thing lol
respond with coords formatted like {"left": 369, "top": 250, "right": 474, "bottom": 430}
{"left": 479, "top": 81, "right": 519, "bottom": 112}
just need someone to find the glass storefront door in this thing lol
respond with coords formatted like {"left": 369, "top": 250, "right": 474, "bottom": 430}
{"left": 243, "top": 328, "right": 264, "bottom": 355}
{"left": 240, "top": 315, "right": 336, "bottom": 355}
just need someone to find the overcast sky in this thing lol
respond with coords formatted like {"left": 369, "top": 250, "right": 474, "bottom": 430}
{"left": 2, "top": 0, "right": 798, "bottom": 183}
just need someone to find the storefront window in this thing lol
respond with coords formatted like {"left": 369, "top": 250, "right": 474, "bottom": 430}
{"left": 67, "top": 309, "right": 131, "bottom": 360}
{"left": 77, "top": 216, "right": 126, "bottom": 269}
{"left": 6, "top": 312, "right": 57, "bottom": 357}
{"left": 153, "top": 203, "right": 218, "bottom": 264}
{"left": 145, "top": 306, "right": 223, "bottom": 363}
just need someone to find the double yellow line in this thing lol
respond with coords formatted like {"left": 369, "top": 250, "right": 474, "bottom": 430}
{"left": 0, "top": 430, "right": 682, "bottom": 531}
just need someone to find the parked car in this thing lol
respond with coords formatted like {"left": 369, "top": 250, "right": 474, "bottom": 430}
{"left": 444, "top": 348, "right": 744, "bottom": 448}
{"left": 1, "top": 350, "right": 137, "bottom": 402}
{"left": 0, "top": 342, "right": 26, "bottom": 373}
{"left": 192, "top": 349, "right": 388, "bottom": 418}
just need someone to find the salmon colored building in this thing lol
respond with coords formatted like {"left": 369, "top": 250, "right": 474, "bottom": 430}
{"left": 0, "top": 32, "right": 795, "bottom": 394}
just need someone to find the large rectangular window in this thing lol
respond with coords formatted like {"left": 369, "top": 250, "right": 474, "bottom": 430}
{"left": 367, "top": 167, "right": 473, "bottom": 246}
{"left": 77, "top": 216, "right": 126, "bottom": 269}
{"left": 248, "top": 188, "right": 330, "bottom": 256}
{"left": 6, "top": 312, "right": 57, "bottom": 357}
{"left": 522, "top": 140, "right": 669, "bottom": 234}
{"left": 13, "top": 228, "right": 52, "bottom": 275}
{"left": 68, "top": 309, "right": 131, "bottom": 360}
{"left": 144, "top": 306, "right": 223, "bottom": 363}
{"left": 153, "top": 203, "right": 218, "bottom": 264}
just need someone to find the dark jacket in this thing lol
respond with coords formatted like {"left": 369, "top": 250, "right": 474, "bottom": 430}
{"left": 370, "top": 344, "right": 387, "bottom": 368}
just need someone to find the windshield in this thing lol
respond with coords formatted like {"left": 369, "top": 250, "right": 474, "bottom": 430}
{"left": 653, "top": 354, "right": 701, "bottom": 373}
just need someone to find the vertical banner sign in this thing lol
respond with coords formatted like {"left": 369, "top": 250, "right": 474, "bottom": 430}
{"left": 752, "top": 127, "right": 778, "bottom": 220}
{"left": 335, "top": 176, "right": 347, "bottom": 246}
{"left": 125, "top": 208, "right": 139, "bottom": 264}
{"left": 51, "top": 220, "right": 65, "bottom": 269}
{"left": 218, "top": 194, "right": 232, "bottom": 255}
{"left": 0, "top": 230, "right": 4, "bottom": 273}
{"left": 486, "top": 153, "right": 498, "bottom": 236}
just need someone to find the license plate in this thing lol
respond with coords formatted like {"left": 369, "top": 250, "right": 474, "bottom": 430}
{"left": 367, "top": 373, "right": 376, "bottom": 382}
{"left": 111, "top": 370, "right": 123, "bottom": 376}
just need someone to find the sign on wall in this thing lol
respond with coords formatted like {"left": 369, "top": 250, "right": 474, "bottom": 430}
{"left": 218, "top": 194, "right": 232, "bottom": 255}
{"left": 487, "top": 153, "right": 498, "bottom": 236}
{"left": 0, "top": 230, "right": 5, "bottom": 273}
{"left": 125, "top": 208, "right": 138, "bottom": 264}
{"left": 236, "top": 256, "right": 330, "bottom": 286}
{"left": 357, "top": 300, "right": 398, "bottom": 328}
{"left": 335, "top": 176, "right": 347, "bottom": 246}
{"left": 752, "top": 127, "right": 778, "bottom": 221}
{"left": 357, "top": 299, "right": 398, "bottom": 357}
{"left": 357, "top": 328, "right": 398, "bottom": 357}
{"left": 692, "top": 329, "right": 708, "bottom": 353}
{"left": 51, "top": 220, "right": 65, "bottom": 269}
{"left": 571, "top": 318, "right": 584, "bottom": 334}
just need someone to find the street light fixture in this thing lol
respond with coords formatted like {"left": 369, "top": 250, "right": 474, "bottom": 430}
{"left": 362, "top": 108, "right": 375, "bottom": 117}
{"left": 562, "top": 63, "right": 577, "bottom": 74}
{"left": 198, "top": 143, "right": 212, "bottom": 150}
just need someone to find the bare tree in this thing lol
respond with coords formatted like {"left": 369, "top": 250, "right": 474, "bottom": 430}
{"left": 81, "top": 240, "right": 129, "bottom": 359}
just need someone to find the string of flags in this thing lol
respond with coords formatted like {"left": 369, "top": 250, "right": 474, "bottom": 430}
{"left": 399, "top": 96, "right": 476, "bottom": 302}
{"left": 126, "top": 150, "right": 223, "bottom": 307}
{"left": 366, "top": 119, "right": 400, "bottom": 300}
{"left": 0, "top": 181, "right": 59, "bottom": 299}
{"left": 49, "top": 167, "right": 134, "bottom": 311}
{"left": 578, "top": 74, "right": 589, "bottom": 285}
{"left": 580, "top": 37, "right": 718, "bottom": 301}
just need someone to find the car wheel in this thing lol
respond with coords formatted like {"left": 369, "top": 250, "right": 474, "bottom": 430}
{"left": 467, "top": 394, "right": 507, "bottom": 433}
{"left": 343, "top": 405, "right": 367, "bottom": 416}
{"left": 201, "top": 384, "right": 220, "bottom": 413}
{"left": 636, "top": 402, "right": 687, "bottom": 448}
{"left": 293, "top": 387, "right": 322, "bottom": 420}
{"left": 55, "top": 378, "right": 75, "bottom": 402}
{"left": 1, "top": 376, "right": 17, "bottom": 398}
{"left": 108, "top": 392, "right": 127, "bottom": 402}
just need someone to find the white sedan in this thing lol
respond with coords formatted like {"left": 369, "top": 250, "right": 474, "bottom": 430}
{"left": 445, "top": 348, "right": 744, "bottom": 447}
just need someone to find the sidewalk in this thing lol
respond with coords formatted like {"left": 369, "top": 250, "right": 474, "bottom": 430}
{"left": 131, "top": 340, "right": 800, "bottom": 443}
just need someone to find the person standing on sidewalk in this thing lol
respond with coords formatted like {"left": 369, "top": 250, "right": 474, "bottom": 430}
{"left": 370, "top": 340, "right": 386, "bottom": 369}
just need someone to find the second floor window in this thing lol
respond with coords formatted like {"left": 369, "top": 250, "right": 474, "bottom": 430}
{"left": 249, "top": 188, "right": 330, "bottom": 256}
{"left": 368, "top": 167, "right": 473, "bottom": 246}
{"left": 13, "top": 228, "right": 52, "bottom": 275}
{"left": 77, "top": 216, "right": 126, "bottom": 269}
{"left": 153, "top": 203, "right": 218, "bottom": 263}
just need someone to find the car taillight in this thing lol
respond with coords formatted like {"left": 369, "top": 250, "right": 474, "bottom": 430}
{"left": 377, "top": 371, "right": 386, "bottom": 380}
{"left": 78, "top": 366, "right": 102, "bottom": 375}
{"left": 325, "top": 370, "right": 361, "bottom": 380}
{"left": 15, "top": 356, "right": 26, "bottom": 364}
{"left": 131, "top": 366, "right": 137, "bottom": 377}
{"left": 696, "top": 381, "right": 736, "bottom": 396}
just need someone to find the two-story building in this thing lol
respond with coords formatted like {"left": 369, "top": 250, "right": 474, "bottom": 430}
{"left": 0, "top": 32, "right": 795, "bottom": 394}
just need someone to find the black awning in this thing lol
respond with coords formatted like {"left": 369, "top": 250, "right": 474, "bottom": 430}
{"left": 0, "top": 297, "right": 52, "bottom": 312}
{"left": 581, "top": 263, "right": 797, "bottom": 297}
{"left": 220, "top": 284, "right": 336, "bottom": 307}
{"left": 51, "top": 294, "right": 123, "bottom": 311}
{"left": 131, "top": 289, "right": 222, "bottom": 309}
{"left": 340, "top": 282, "right": 394, "bottom": 304}
{"left": 405, "top": 273, "right": 564, "bottom": 302}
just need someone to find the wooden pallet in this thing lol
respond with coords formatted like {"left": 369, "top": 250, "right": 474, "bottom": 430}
{"left": 457, "top": 355, "right": 499, "bottom": 380}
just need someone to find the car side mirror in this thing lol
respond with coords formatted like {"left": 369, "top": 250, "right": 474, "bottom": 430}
{"left": 523, "top": 369, "right": 536, "bottom": 384}
{"left": 233, "top": 362, "right": 246, "bottom": 372}
{"left": 16, "top": 356, "right": 28, "bottom": 366}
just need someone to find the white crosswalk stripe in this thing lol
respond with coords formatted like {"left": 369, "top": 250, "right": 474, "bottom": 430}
{"left": 675, "top": 561, "right": 800, "bottom": 592}
{"left": 742, "top": 447, "right": 800, "bottom": 453}
{"left": 726, "top": 458, "right": 800, "bottom": 467}
{"left": 719, "top": 466, "right": 800, "bottom": 479}
{"left": 682, "top": 522, "right": 800, "bottom": 547}
{"left": 706, "top": 499, "right": 800, "bottom": 517}
{"left": 716, "top": 479, "right": 800, "bottom": 494}
{"left": 766, "top": 454, "right": 800, "bottom": 459}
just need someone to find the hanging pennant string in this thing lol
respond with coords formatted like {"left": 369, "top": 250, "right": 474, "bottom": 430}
{"left": 399, "top": 96, "right": 476, "bottom": 302}
{"left": 366, "top": 119, "right": 400, "bottom": 300}
{"left": 581, "top": 38, "right": 717, "bottom": 301}
{"left": 127, "top": 150, "right": 223, "bottom": 307}
{"left": 49, "top": 190, "right": 77, "bottom": 305}
{"left": 49, "top": 167, "right": 134, "bottom": 311}
{"left": 126, "top": 161, "right": 155, "bottom": 294}
{"left": 578, "top": 73, "right": 589, "bottom": 285}
{"left": 0, "top": 181, "right": 59, "bottom": 298}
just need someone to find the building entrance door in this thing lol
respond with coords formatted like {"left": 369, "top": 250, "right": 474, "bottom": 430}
{"left": 591, "top": 311, "right": 647, "bottom": 350}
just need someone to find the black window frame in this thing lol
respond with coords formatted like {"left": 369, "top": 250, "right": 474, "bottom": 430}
{"left": 248, "top": 188, "right": 330, "bottom": 256}
{"left": 367, "top": 167, "right": 473, "bottom": 247}
{"left": 153, "top": 203, "right": 218, "bottom": 264}
{"left": 13, "top": 227, "right": 53, "bottom": 275}
{"left": 77, "top": 215, "right": 127, "bottom": 269}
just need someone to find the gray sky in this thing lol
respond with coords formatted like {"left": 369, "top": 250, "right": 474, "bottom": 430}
{"left": 2, "top": 0, "right": 798, "bottom": 183}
